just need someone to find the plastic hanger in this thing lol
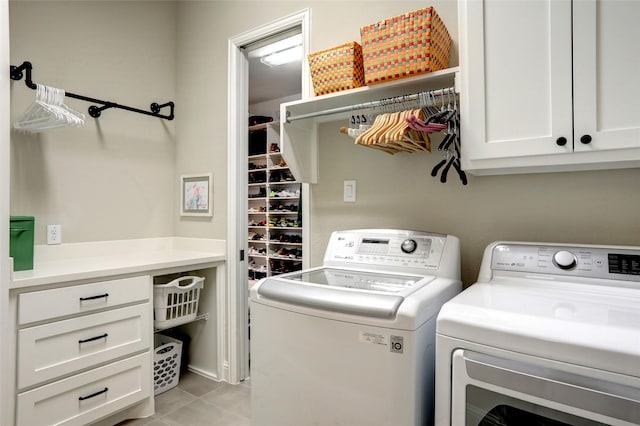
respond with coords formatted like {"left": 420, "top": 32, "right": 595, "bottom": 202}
{"left": 13, "top": 84, "right": 85, "bottom": 132}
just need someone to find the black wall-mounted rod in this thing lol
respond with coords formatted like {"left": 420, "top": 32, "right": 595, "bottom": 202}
{"left": 9, "top": 61, "right": 174, "bottom": 121}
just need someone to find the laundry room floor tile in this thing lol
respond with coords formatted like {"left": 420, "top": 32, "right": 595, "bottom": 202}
{"left": 116, "top": 372, "right": 251, "bottom": 426}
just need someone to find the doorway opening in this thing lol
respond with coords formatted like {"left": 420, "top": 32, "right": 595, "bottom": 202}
{"left": 227, "top": 10, "right": 310, "bottom": 384}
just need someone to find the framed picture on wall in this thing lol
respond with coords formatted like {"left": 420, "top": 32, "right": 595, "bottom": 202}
{"left": 180, "top": 173, "right": 213, "bottom": 217}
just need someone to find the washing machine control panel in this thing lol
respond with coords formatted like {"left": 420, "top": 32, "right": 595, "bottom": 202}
{"left": 491, "top": 243, "right": 640, "bottom": 282}
{"left": 324, "top": 230, "right": 448, "bottom": 271}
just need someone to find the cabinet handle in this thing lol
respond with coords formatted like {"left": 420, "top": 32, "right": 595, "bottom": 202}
{"left": 79, "top": 293, "right": 109, "bottom": 302}
{"left": 556, "top": 137, "right": 567, "bottom": 146}
{"left": 78, "top": 387, "right": 108, "bottom": 401}
{"left": 580, "top": 134, "right": 592, "bottom": 144}
{"left": 78, "top": 333, "right": 108, "bottom": 344}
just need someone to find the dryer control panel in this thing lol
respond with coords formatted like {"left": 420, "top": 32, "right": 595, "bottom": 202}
{"left": 323, "top": 229, "right": 449, "bottom": 272}
{"left": 491, "top": 243, "right": 640, "bottom": 282}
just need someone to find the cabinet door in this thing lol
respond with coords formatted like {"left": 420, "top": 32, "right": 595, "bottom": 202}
{"left": 573, "top": 0, "right": 640, "bottom": 152}
{"left": 460, "top": 0, "right": 573, "bottom": 167}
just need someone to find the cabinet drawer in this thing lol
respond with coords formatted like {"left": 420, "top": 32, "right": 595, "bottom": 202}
{"left": 16, "top": 352, "right": 151, "bottom": 426}
{"left": 18, "top": 303, "right": 151, "bottom": 389}
{"left": 18, "top": 275, "right": 150, "bottom": 325}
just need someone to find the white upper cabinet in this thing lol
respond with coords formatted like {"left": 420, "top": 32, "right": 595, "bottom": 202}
{"left": 460, "top": 0, "right": 640, "bottom": 175}
{"left": 573, "top": 0, "right": 640, "bottom": 152}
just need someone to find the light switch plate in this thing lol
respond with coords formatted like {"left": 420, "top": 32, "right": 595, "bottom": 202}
{"left": 344, "top": 180, "right": 356, "bottom": 203}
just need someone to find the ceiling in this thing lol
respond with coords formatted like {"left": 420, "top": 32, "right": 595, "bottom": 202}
{"left": 248, "top": 54, "right": 302, "bottom": 105}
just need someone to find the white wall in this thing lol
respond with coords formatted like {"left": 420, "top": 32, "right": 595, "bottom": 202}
{"left": 9, "top": 1, "right": 177, "bottom": 244}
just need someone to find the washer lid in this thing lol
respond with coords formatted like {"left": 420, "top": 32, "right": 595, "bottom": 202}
{"left": 437, "top": 280, "right": 640, "bottom": 376}
{"left": 256, "top": 267, "right": 435, "bottom": 318}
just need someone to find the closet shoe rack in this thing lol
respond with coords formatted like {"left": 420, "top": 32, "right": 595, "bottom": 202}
{"left": 9, "top": 61, "right": 175, "bottom": 121}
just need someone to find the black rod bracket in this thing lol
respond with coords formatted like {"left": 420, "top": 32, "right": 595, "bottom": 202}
{"left": 9, "top": 61, "right": 175, "bottom": 121}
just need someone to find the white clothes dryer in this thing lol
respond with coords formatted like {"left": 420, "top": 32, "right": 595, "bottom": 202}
{"left": 435, "top": 241, "right": 640, "bottom": 426}
{"left": 250, "top": 229, "right": 461, "bottom": 426}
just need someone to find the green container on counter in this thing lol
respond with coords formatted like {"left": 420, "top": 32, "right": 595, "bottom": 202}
{"left": 10, "top": 216, "right": 34, "bottom": 271}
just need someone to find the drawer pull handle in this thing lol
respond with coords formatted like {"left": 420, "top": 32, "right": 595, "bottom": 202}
{"left": 78, "top": 387, "right": 108, "bottom": 401}
{"left": 79, "top": 293, "right": 109, "bottom": 302}
{"left": 78, "top": 333, "right": 108, "bottom": 344}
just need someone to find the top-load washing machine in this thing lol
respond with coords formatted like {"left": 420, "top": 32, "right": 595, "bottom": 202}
{"left": 435, "top": 241, "right": 640, "bottom": 426}
{"left": 250, "top": 229, "right": 461, "bottom": 426}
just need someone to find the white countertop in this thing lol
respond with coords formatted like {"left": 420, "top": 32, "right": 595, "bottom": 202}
{"left": 10, "top": 237, "right": 226, "bottom": 289}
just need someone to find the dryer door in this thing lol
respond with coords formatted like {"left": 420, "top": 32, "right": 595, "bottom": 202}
{"left": 451, "top": 349, "right": 640, "bottom": 426}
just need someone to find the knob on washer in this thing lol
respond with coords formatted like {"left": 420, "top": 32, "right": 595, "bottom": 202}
{"left": 401, "top": 239, "right": 417, "bottom": 254}
{"left": 553, "top": 250, "right": 577, "bottom": 270}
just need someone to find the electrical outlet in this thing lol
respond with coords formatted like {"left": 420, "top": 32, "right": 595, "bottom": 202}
{"left": 47, "top": 224, "right": 61, "bottom": 245}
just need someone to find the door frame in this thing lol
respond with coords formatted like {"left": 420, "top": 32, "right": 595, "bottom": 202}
{"left": 226, "top": 9, "right": 310, "bottom": 384}
{"left": 1, "top": 1, "right": 11, "bottom": 423}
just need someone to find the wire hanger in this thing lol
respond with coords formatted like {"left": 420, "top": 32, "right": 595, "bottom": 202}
{"left": 10, "top": 61, "right": 174, "bottom": 121}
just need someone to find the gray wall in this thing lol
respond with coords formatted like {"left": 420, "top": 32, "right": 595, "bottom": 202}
{"left": 311, "top": 122, "right": 640, "bottom": 285}
{"left": 8, "top": 1, "right": 640, "bottom": 286}
{"left": 9, "top": 1, "right": 177, "bottom": 243}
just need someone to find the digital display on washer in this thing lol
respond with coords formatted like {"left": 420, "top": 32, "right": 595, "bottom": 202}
{"left": 608, "top": 253, "right": 640, "bottom": 275}
{"left": 358, "top": 238, "right": 390, "bottom": 254}
{"left": 361, "top": 238, "right": 389, "bottom": 245}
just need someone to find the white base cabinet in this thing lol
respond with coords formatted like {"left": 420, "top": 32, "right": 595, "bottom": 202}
{"left": 16, "top": 352, "right": 151, "bottom": 426}
{"left": 460, "top": 0, "right": 640, "bottom": 175}
{"left": 18, "top": 303, "right": 150, "bottom": 389}
{"left": 11, "top": 275, "right": 154, "bottom": 426}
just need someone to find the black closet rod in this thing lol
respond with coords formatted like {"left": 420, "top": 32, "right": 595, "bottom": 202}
{"left": 9, "top": 61, "right": 175, "bottom": 121}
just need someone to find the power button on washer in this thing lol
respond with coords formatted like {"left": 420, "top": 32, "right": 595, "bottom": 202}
{"left": 553, "top": 250, "right": 577, "bottom": 270}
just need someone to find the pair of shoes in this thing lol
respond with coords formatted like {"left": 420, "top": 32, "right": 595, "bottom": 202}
{"left": 248, "top": 261, "right": 267, "bottom": 273}
{"left": 248, "top": 206, "right": 266, "bottom": 213}
{"left": 269, "top": 204, "right": 298, "bottom": 212}
{"left": 270, "top": 259, "right": 303, "bottom": 274}
{"left": 271, "top": 189, "right": 298, "bottom": 198}
{"left": 248, "top": 246, "right": 267, "bottom": 255}
{"left": 269, "top": 170, "right": 295, "bottom": 182}
{"left": 269, "top": 143, "right": 280, "bottom": 153}
{"left": 273, "top": 233, "right": 302, "bottom": 243}
{"left": 248, "top": 171, "right": 266, "bottom": 184}
{"left": 248, "top": 232, "right": 265, "bottom": 241}
{"left": 248, "top": 188, "right": 266, "bottom": 198}
{"left": 276, "top": 247, "right": 302, "bottom": 258}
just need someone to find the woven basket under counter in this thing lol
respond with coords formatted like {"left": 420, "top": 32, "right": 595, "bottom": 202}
{"left": 360, "top": 7, "right": 451, "bottom": 85}
{"left": 308, "top": 41, "right": 366, "bottom": 96}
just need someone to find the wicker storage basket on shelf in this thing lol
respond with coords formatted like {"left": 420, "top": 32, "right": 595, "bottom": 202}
{"left": 360, "top": 7, "right": 451, "bottom": 85}
{"left": 308, "top": 41, "right": 365, "bottom": 96}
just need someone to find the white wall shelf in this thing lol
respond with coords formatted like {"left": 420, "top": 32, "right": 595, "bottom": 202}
{"left": 280, "top": 67, "right": 459, "bottom": 183}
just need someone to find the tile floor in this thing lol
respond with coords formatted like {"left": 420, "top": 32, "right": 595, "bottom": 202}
{"left": 117, "top": 372, "right": 250, "bottom": 426}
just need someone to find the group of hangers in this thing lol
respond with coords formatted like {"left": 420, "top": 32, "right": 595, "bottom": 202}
{"left": 419, "top": 90, "right": 467, "bottom": 185}
{"left": 13, "top": 84, "right": 85, "bottom": 132}
{"left": 354, "top": 104, "right": 431, "bottom": 154}
{"left": 339, "top": 88, "right": 467, "bottom": 185}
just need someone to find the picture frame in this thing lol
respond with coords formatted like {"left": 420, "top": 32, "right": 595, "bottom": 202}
{"left": 180, "top": 173, "right": 213, "bottom": 217}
